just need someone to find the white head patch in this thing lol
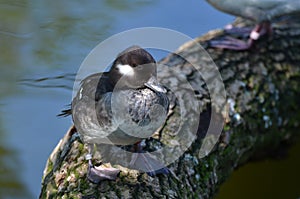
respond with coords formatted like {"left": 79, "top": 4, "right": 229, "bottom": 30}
{"left": 117, "top": 64, "right": 134, "bottom": 76}
{"left": 250, "top": 31, "right": 260, "bottom": 40}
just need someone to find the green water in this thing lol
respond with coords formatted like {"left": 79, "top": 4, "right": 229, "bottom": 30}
{"left": 216, "top": 138, "right": 300, "bottom": 199}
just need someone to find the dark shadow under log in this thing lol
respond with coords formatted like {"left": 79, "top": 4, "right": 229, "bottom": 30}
{"left": 40, "top": 18, "right": 300, "bottom": 199}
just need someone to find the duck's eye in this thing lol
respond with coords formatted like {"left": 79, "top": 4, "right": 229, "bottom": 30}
{"left": 137, "top": 65, "right": 143, "bottom": 70}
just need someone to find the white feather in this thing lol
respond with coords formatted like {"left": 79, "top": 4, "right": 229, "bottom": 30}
{"left": 117, "top": 64, "right": 134, "bottom": 76}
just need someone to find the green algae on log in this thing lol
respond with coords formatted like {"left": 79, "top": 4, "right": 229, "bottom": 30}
{"left": 40, "top": 18, "right": 300, "bottom": 199}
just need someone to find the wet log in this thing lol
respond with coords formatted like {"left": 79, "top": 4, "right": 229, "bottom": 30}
{"left": 39, "top": 18, "right": 300, "bottom": 199}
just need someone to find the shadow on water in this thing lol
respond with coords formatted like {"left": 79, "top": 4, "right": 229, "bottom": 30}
{"left": 0, "top": 120, "right": 32, "bottom": 199}
{"left": 216, "top": 137, "right": 300, "bottom": 199}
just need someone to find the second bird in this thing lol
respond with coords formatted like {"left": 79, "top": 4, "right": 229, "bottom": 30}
{"left": 206, "top": 0, "right": 300, "bottom": 50}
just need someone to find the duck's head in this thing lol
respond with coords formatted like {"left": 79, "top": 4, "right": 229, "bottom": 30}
{"left": 109, "top": 46, "right": 166, "bottom": 93}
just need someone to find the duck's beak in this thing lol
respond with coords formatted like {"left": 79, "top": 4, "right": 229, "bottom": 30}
{"left": 144, "top": 76, "right": 167, "bottom": 93}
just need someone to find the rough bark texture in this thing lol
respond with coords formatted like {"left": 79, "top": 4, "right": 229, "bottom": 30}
{"left": 40, "top": 18, "right": 300, "bottom": 199}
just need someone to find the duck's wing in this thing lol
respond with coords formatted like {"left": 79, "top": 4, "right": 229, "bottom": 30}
{"left": 57, "top": 72, "right": 111, "bottom": 117}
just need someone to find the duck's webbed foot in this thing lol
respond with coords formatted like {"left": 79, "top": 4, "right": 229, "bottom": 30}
{"left": 208, "top": 36, "right": 253, "bottom": 50}
{"left": 208, "top": 22, "right": 272, "bottom": 51}
{"left": 85, "top": 146, "right": 120, "bottom": 183}
{"left": 130, "top": 142, "right": 169, "bottom": 177}
{"left": 87, "top": 159, "right": 120, "bottom": 183}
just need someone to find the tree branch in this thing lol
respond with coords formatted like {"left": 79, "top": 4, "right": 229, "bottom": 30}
{"left": 39, "top": 18, "right": 300, "bottom": 199}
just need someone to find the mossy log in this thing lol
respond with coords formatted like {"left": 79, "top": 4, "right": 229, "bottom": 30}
{"left": 39, "top": 18, "right": 300, "bottom": 199}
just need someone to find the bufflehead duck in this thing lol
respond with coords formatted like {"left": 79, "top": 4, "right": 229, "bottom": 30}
{"left": 206, "top": 0, "right": 300, "bottom": 50}
{"left": 62, "top": 46, "right": 169, "bottom": 183}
